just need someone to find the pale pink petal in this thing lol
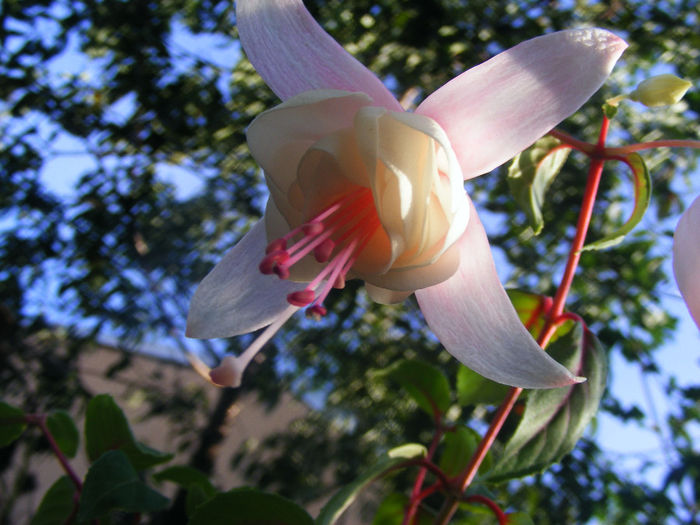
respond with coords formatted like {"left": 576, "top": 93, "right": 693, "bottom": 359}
{"left": 236, "top": 0, "right": 401, "bottom": 110}
{"left": 415, "top": 199, "right": 581, "bottom": 388}
{"left": 186, "top": 220, "right": 301, "bottom": 338}
{"left": 673, "top": 195, "right": 700, "bottom": 328}
{"left": 416, "top": 28, "right": 627, "bottom": 179}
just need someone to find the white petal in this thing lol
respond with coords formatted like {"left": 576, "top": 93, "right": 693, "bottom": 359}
{"left": 415, "top": 199, "right": 580, "bottom": 388}
{"left": 416, "top": 28, "right": 627, "bottom": 178}
{"left": 673, "top": 195, "right": 700, "bottom": 329}
{"left": 186, "top": 220, "right": 301, "bottom": 338}
{"left": 236, "top": 0, "right": 401, "bottom": 110}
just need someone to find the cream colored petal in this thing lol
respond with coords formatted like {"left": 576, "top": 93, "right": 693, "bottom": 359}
{"left": 365, "top": 284, "right": 412, "bottom": 304}
{"left": 297, "top": 128, "right": 371, "bottom": 210}
{"left": 354, "top": 107, "right": 469, "bottom": 274}
{"left": 362, "top": 241, "right": 460, "bottom": 292}
{"left": 247, "top": 90, "right": 373, "bottom": 200}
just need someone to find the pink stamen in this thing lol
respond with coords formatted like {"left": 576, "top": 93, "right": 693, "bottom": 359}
{"left": 306, "top": 305, "right": 327, "bottom": 319}
{"left": 259, "top": 250, "right": 289, "bottom": 274}
{"left": 260, "top": 187, "right": 381, "bottom": 317}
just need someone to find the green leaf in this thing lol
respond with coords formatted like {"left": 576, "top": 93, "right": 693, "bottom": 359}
{"left": 0, "top": 401, "right": 26, "bottom": 447}
{"left": 185, "top": 484, "right": 212, "bottom": 517}
{"left": 371, "top": 493, "right": 408, "bottom": 525}
{"left": 371, "top": 493, "right": 432, "bottom": 525}
{"left": 506, "top": 289, "right": 572, "bottom": 346}
{"left": 507, "top": 136, "right": 571, "bottom": 235}
{"left": 30, "top": 476, "right": 77, "bottom": 525}
{"left": 316, "top": 443, "right": 427, "bottom": 525}
{"left": 506, "top": 289, "right": 549, "bottom": 338}
{"left": 77, "top": 450, "right": 169, "bottom": 521}
{"left": 439, "top": 426, "right": 488, "bottom": 477}
{"left": 487, "top": 323, "right": 607, "bottom": 481}
{"left": 505, "top": 512, "right": 536, "bottom": 525}
{"left": 153, "top": 465, "right": 217, "bottom": 515}
{"left": 603, "top": 102, "right": 619, "bottom": 119}
{"left": 457, "top": 366, "right": 510, "bottom": 406}
{"left": 46, "top": 411, "right": 79, "bottom": 458}
{"left": 84, "top": 394, "right": 173, "bottom": 470}
{"left": 376, "top": 360, "right": 451, "bottom": 417}
{"left": 188, "top": 487, "right": 313, "bottom": 525}
{"left": 582, "top": 153, "right": 651, "bottom": 251}
{"left": 153, "top": 465, "right": 217, "bottom": 497}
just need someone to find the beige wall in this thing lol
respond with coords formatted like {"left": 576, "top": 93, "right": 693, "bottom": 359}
{"left": 3, "top": 345, "right": 312, "bottom": 523}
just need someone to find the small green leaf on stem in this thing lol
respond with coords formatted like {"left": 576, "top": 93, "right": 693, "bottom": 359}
{"left": 507, "top": 136, "right": 571, "bottom": 236}
{"left": 46, "top": 411, "right": 80, "bottom": 458}
{"left": 486, "top": 323, "right": 607, "bottom": 481}
{"left": 84, "top": 394, "right": 173, "bottom": 470}
{"left": 439, "top": 426, "right": 491, "bottom": 477}
{"left": 372, "top": 493, "right": 432, "bottom": 525}
{"left": 506, "top": 289, "right": 551, "bottom": 338}
{"left": 602, "top": 102, "right": 619, "bottom": 119}
{"left": 30, "top": 476, "right": 77, "bottom": 525}
{"left": 0, "top": 401, "right": 26, "bottom": 447}
{"left": 374, "top": 359, "right": 451, "bottom": 417}
{"left": 77, "top": 450, "right": 169, "bottom": 521}
{"left": 317, "top": 443, "right": 427, "bottom": 525}
{"left": 188, "top": 488, "right": 313, "bottom": 525}
{"left": 582, "top": 153, "right": 651, "bottom": 251}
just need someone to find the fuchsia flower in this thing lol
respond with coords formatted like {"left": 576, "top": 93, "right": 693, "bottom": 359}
{"left": 186, "top": 0, "right": 627, "bottom": 388}
{"left": 673, "top": 195, "right": 700, "bottom": 329}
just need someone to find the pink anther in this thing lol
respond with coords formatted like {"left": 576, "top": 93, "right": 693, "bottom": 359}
{"left": 306, "top": 304, "right": 328, "bottom": 319}
{"left": 287, "top": 289, "right": 316, "bottom": 307}
{"left": 314, "top": 239, "right": 335, "bottom": 262}
{"left": 266, "top": 239, "right": 287, "bottom": 254}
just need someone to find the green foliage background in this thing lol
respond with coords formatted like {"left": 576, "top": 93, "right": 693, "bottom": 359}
{"left": 1, "top": 0, "right": 698, "bottom": 523}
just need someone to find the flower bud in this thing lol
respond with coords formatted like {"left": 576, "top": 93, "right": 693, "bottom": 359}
{"left": 629, "top": 74, "right": 692, "bottom": 107}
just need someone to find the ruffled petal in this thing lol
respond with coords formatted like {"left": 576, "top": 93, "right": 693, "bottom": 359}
{"left": 673, "top": 195, "right": 700, "bottom": 328}
{"left": 186, "top": 220, "right": 301, "bottom": 338}
{"left": 364, "top": 284, "right": 412, "bottom": 305}
{"left": 248, "top": 90, "right": 374, "bottom": 216}
{"left": 416, "top": 28, "right": 627, "bottom": 179}
{"left": 236, "top": 0, "right": 401, "bottom": 110}
{"left": 415, "top": 199, "right": 581, "bottom": 388}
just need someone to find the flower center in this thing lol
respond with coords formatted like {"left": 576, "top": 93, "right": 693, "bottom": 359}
{"left": 259, "top": 187, "right": 380, "bottom": 317}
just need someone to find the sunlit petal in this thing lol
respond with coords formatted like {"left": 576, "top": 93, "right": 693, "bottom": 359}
{"left": 416, "top": 28, "right": 627, "bottom": 178}
{"left": 415, "top": 199, "right": 581, "bottom": 388}
{"left": 236, "top": 0, "right": 401, "bottom": 109}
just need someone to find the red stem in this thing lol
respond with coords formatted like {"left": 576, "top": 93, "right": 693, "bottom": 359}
{"left": 25, "top": 414, "right": 83, "bottom": 490}
{"left": 403, "top": 414, "right": 445, "bottom": 525}
{"left": 605, "top": 139, "right": 700, "bottom": 155}
{"left": 434, "top": 116, "right": 611, "bottom": 524}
